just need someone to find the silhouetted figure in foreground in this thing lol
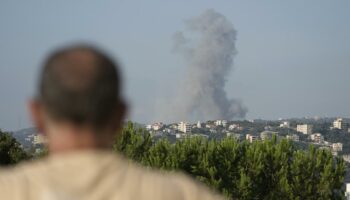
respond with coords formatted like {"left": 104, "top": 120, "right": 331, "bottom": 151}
{"left": 0, "top": 45, "right": 223, "bottom": 200}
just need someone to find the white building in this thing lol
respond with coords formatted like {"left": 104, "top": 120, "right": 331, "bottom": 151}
{"left": 205, "top": 124, "right": 212, "bottom": 129}
{"left": 178, "top": 121, "right": 191, "bottom": 133}
{"left": 145, "top": 125, "right": 152, "bottom": 130}
{"left": 214, "top": 120, "right": 222, "bottom": 126}
{"left": 286, "top": 134, "right": 300, "bottom": 142}
{"left": 280, "top": 121, "right": 290, "bottom": 128}
{"left": 260, "top": 131, "right": 278, "bottom": 141}
{"left": 228, "top": 124, "right": 238, "bottom": 130}
{"left": 343, "top": 155, "right": 350, "bottom": 163}
{"left": 332, "top": 143, "right": 343, "bottom": 152}
{"left": 33, "top": 134, "right": 46, "bottom": 145}
{"left": 345, "top": 183, "right": 350, "bottom": 200}
{"left": 333, "top": 118, "right": 348, "bottom": 131}
{"left": 246, "top": 134, "right": 259, "bottom": 143}
{"left": 222, "top": 120, "right": 227, "bottom": 127}
{"left": 215, "top": 120, "right": 227, "bottom": 127}
{"left": 228, "top": 124, "right": 242, "bottom": 131}
{"left": 297, "top": 124, "right": 313, "bottom": 135}
{"left": 197, "top": 121, "right": 202, "bottom": 128}
{"left": 310, "top": 133, "right": 324, "bottom": 144}
{"left": 170, "top": 124, "right": 178, "bottom": 129}
{"left": 151, "top": 122, "right": 164, "bottom": 131}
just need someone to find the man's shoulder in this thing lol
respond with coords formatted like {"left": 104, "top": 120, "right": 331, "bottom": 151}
{"left": 0, "top": 160, "right": 47, "bottom": 199}
{"left": 0, "top": 159, "right": 48, "bottom": 185}
{"left": 128, "top": 163, "right": 224, "bottom": 200}
{"left": 0, "top": 152, "right": 225, "bottom": 200}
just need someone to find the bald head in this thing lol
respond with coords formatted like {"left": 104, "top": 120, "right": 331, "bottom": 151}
{"left": 37, "top": 45, "right": 124, "bottom": 128}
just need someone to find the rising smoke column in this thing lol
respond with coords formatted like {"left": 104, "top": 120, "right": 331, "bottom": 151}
{"left": 170, "top": 9, "right": 247, "bottom": 121}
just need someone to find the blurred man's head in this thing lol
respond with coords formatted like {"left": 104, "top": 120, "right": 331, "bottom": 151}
{"left": 29, "top": 44, "right": 127, "bottom": 152}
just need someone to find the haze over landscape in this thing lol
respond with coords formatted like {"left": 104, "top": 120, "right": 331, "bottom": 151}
{"left": 1, "top": 0, "right": 350, "bottom": 131}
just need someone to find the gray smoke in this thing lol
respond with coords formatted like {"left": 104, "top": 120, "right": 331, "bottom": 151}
{"left": 161, "top": 9, "right": 247, "bottom": 122}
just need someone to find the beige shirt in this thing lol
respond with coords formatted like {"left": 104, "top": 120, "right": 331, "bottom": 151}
{"left": 0, "top": 151, "right": 224, "bottom": 200}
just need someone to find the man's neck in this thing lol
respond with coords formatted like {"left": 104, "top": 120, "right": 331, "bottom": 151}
{"left": 45, "top": 122, "right": 114, "bottom": 154}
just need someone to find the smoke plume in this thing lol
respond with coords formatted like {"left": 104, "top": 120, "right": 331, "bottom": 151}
{"left": 162, "top": 9, "right": 247, "bottom": 122}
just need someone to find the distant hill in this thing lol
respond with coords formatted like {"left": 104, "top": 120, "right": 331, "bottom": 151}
{"left": 11, "top": 127, "right": 37, "bottom": 150}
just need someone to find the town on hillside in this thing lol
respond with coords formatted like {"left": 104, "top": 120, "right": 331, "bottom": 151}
{"left": 15, "top": 117, "right": 350, "bottom": 162}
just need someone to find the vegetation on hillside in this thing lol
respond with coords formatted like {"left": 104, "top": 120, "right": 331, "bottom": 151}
{"left": 115, "top": 122, "right": 346, "bottom": 200}
{"left": 0, "top": 123, "right": 346, "bottom": 199}
{"left": 0, "top": 130, "right": 30, "bottom": 166}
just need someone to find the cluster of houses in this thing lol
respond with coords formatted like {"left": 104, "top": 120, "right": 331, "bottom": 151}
{"left": 145, "top": 118, "right": 349, "bottom": 156}
{"left": 293, "top": 118, "right": 348, "bottom": 156}
{"left": 146, "top": 119, "right": 245, "bottom": 139}
{"left": 20, "top": 117, "right": 348, "bottom": 156}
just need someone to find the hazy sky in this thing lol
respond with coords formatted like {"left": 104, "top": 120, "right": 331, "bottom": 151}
{"left": 1, "top": 0, "right": 350, "bottom": 131}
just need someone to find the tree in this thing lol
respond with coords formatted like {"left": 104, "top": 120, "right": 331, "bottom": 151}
{"left": 0, "top": 130, "right": 29, "bottom": 166}
{"left": 114, "top": 121, "right": 153, "bottom": 163}
{"left": 115, "top": 123, "right": 346, "bottom": 200}
{"left": 1, "top": 122, "right": 345, "bottom": 199}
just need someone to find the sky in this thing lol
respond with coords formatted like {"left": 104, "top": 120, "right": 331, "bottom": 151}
{"left": 0, "top": 0, "right": 349, "bottom": 131}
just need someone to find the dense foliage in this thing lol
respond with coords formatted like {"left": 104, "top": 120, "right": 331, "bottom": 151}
{"left": 115, "top": 122, "right": 346, "bottom": 200}
{"left": 0, "top": 123, "right": 346, "bottom": 199}
{"left": 0, "top": 130, "right": 29, "bottom": 166}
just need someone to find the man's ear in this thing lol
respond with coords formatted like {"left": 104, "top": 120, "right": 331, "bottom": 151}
{"left": 27, "top": 99, "right": 46, "bottom": 135}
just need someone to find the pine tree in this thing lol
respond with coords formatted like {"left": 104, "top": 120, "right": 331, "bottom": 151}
{"left": 0, "top": 130, "right": 29, "bottom": 166}
{"left": 114, "top": 123, "right": 346, "bottom": 200}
